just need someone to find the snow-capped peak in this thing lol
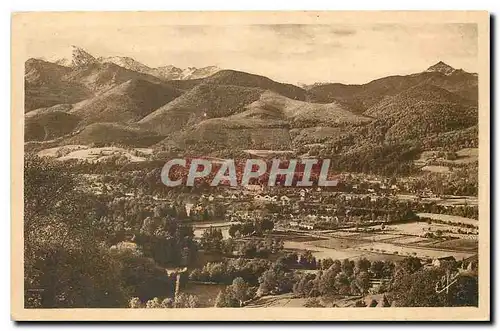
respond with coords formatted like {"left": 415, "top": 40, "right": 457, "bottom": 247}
{"left": 53, "top": 45, "right": 98, "bottom": 67}
{"left": 425, "top": 61, "right": 456, "bottom": 75}
{"left": 99, "top": 56, "right": 154, "bottom": 74}
{"left": 180, "top": 66, "right": 221, "bottom": 80}
{"left": 154, "top": 65, "right": 220, "bottom": 80}
{"left": 45, "top": 45, "right": 221, "bottom": 80}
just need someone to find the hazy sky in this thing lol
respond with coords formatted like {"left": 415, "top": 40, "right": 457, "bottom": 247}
{"left": 26, "top": 23, "right": 478, "bottom": 84}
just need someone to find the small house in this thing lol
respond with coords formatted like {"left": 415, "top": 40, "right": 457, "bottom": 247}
{"left": 432, "top": 256, "right": 456, "bottom": 268}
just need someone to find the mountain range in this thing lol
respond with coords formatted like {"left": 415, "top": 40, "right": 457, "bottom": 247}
{"left": 51, "top": 45, "right": 221, "bottom": 81}
{"left": 24, "top": 46, "right": 478, "bottom": 175}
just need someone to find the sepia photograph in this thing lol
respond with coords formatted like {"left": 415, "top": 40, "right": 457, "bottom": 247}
{"left": 10, "top": 11, "right": 490, "bottom": 321}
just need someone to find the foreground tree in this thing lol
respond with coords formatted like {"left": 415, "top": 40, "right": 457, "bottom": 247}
{"left": 258, "top": 263, "right": 295, "bottom": 295}
{"left": 354, "top": 271, "right": 371, "bottom": 295}
{"left": 214, "top": 288, "right": 239, "bottom": 307}
{"left": 391, "top": 267, "right": 446, "bottom": 307}
{"left": 24, "top": 156, "right": 128, "bottom": 308}
{"left": 174, "top": 293, "right": 200, "bottom": 308}
{"left": 228, "top": 277, "right": 252, "bottom": 306}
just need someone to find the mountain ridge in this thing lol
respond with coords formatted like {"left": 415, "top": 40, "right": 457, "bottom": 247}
{"left": 49, "top": 46, "right": 222, "bottom": 81}
{"left": 24, "top": 51, "right": 479, "bottom": 176}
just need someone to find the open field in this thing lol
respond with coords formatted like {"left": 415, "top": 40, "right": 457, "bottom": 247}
{"left": 355, "top": 242, "right": 475, "bottom": 259}
{"left": 271, "top": 232, "right": 325, "bottom": 242}
{"left": 281, "top": 218, "right": 478, "bottom": 262}
{"left": 364, "top": 221, "right": 477, "bottom": 238}
{"left": 312, "top": 237, "right": 365, "bottom": 250}
{"left": 436, "top": 196, "right": 479, "bottom": 206}
{"left": 284, "top": 240, "right": 364, "bottom": 260}
{"left": 191, "top": 221, "right": 237, "bottom": 239}
{"left": 37, "top": 144, "right": 88, "bottom": 157}
{"left": 417, "top": 213, "right": 478, "bottom": 225}
{"left": 388, "top": 235, "right": 431, "bottom": 245}
{"left": 355, "top": 233, "right": 404, "bottom": 242}
{"left": 395, "top": 194, "right": 478, "bottom": 206}
{"left": 350, "top": 251, "right": 406, "bottom": 262}
{"left": 322, "top": 231, "right": 365, "bottom": 238}
{"left": 284, "top": 239, "right": 406, "bottom": 262}
{"left": 38, "top": 144, "right": 153, "bottom": 163}
{"left": 427, "top": 238, "right": 478, "bottom": 251}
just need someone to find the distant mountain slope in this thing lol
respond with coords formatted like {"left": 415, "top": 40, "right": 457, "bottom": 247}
{"left": 329, "top": 84, "right": 478, "bottom": 152}
{"left": 25, "top": 111, "right": 81, "bottom": 141}
{"left": 163, "top": 78, "right": 204, "bottom": 91}
{"left": 25, "top": 104, "right": 74, "bottom": 118}
{"left": 141, "top": 70, "right": 309, "bottom": 135}
{"left": 159, "top": 121, "right": 292, "bottom": 153}
{"left": 242, "top": 91, "right": 371, "bottom": 128}
{"left": 62, "top": 62, "right": 164, "bottom": 93}
{"left": 25, "top": 47, "right": 304, "bottom": 112}
{"left": 365, "top": 84, "right": 475, "bottom": 118}
{"left": 100, "top": 56, "right": 221, "bottom": 80}
{"left": 392, "top": 83, "right": 473, "bottom": 104}
{"left": 65, "top": 122, "right": 164, "bottom": 147}
{"left": 25, "top": 58, "right": 72, "bottom": 84}
{"left": 154, "top": 65, "right": 220, "bottom": 80}
{"left": 203, "top": 70, "right": 306, "bottom": 100}
{"left": 305, "top": 83, "right": 364, "bottom": 110}
{"left": 25, "top": 59, "right": 92, "bottom": 111}
{"left": 149, "top": 69, "right": 306, "bottom": 97}
{"left": 98, "top": 56, "right": 156, "bottom": 76}
{"left": 25, "top": 58, "right": 169, "bottom": 111}
{"left": 306, "top": 62, "right": 478, "bottom": 111}
{"left": 382, "top": 101, "right": 477, "bottom": 143}
{"left": 420, "top": 125, "right": 478, "bottom": 150}
{"left": 70, "top": 79, "right": 182, "bottom": 125}
{"left": 180, "top": 66, "right": 221, "bottom": 80}
{"left": 139, "top": 83, "right": 265, "bottom": 134}
{"left": 156, "top": 91, "right": 371, "bottom": 152}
